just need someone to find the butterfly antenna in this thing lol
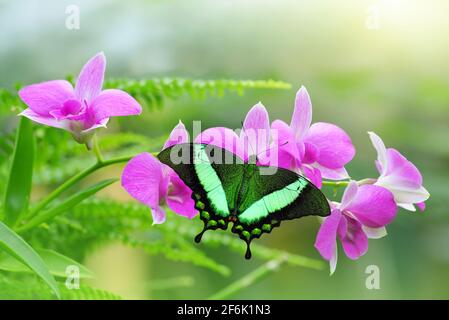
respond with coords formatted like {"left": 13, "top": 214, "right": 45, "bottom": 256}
{"left": 255, "top": 140, "right": 289, "bottom": 158}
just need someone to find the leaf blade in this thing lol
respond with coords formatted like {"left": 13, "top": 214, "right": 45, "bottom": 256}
{"left": 17, "top": 178, "right": 118, "bottom": 233}
{"left": 3, "top": 117, "right": 35, "bottom": 226}
{"left": 0, "top": 220, "right": 60, "bottom": 298}
{"left": 0, "top": 248, "right": 95, "bottom": 279}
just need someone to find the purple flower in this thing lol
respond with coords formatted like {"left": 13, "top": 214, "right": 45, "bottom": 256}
{"left": 368, "top": 132, "right": 429, "bottom": 212}
{"left": 121, "top": 121, "right": 197, "bottom": 224}
{"left": 314, "top": 181, "right": 397, "bottom": 274}
{"left": 195, "top": 102, "right": 276, "bottom": 165}
{"left": 271, "top": 86, "right": 355, "bottom": 188}
{"left": 19, "top": 52, "right": 142, "bottom": 147}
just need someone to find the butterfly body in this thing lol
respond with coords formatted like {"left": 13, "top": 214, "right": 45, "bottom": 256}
{"left": 158, "top": 143, "right": 330, "bottom": 259}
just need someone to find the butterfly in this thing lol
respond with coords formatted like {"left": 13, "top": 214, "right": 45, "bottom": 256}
{"left": 157, "top": 143, "right": 330, "bottom": 259}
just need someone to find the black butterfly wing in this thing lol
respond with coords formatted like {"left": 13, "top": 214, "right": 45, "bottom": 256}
{"left": 231, "top": 165, "right": 330, "bottom": 258}
{"left": 157, "top": 143, "right": 244, "bottom": 240}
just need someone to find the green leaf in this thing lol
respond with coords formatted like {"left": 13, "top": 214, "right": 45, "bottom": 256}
{"left": 0, "top": 248, "right": 94, "bottom": 279}
{"left": 2, "top": 117, "right": 35, "bottom": 226}
{"left": 17, "top": 178, "right": 118, "bottom": 233}
{"left": 0, "top": 220, "right": 60, "bottom": 298}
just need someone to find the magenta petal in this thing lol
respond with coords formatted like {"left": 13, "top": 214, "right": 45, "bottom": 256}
{"left": 195, "top": 127, "right": 245, "bottom": 160}
{"left": 90, "top": 89, "right": 142, "bottom": 122}
{"left": 382, "top": 148, "right": 423, "bottom": 187}
{"left": 166, "top": 174, "right": 198, "bottom": 219}
{"left": 271, "top": 119, "right": 301, "bottom": 162}
{"left": 303, "top": 165, "right": 322, "bottom": 189}
{"left": 18, "top": 80, "right": 75, "bottom": 116}
{"left": 368, "top": 132, "right": 388, "bottom": 175}
{"left": 305, "top": 122, "right": 355, "bottom": 169}
{"left": 163, "top": 120, "right": 189, "bottom": 149}
{"left": 121, "top": 153, "right": 163, "bottom": 208}
{"left": 315, "top": 209, "right": 342, "bottom": 261}
{"left": 290, "top": 86, "right": 312, "bottom": 141}
{"left": 339, "top": 216, "right": 368, "bottom": 260}
{"left": 20, "top": 108, "right": 67, "bottom": 129}
{"left": 302, "top": 142, "right": 319, "bottom": 164}
{"left": 242, "top": 102, "right": 270, "bottom": 156}
{"left": 416, "top": 202, "right": 426, "bottom": 211}
{"left": 151, "top": 205, "right": 166, "bottom": 225}
{"left": 345, "top": 185, "right": 397, "bottom": 228}
{"left": 340, "top": 181, "right": 358, "bottom": 210}
{"left": 314, "top": 164, "right": 349, "bottom": 180}
{"left": 75, "top": 52, "right": 106, "bottom": 103}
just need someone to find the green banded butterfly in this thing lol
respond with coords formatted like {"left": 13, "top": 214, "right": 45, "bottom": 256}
{"left": 158, "top": 143, "right": 330, "bottom": 259}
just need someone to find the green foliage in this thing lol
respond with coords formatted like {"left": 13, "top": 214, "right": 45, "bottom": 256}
{"left": 0, "top": 273, "right": 121, "bottom": 300}
{"left": 2, "top": 117, "right": 35, "bottom": 226}
{"left": 25, "top": 200, "right": 323, "bottom": 277}
{"left": 18, "top": 179, "right": 118, "bottom": 233}
{"left": 0, "top": 248, "right": 94, "bottom": 279}
{"left": 0, "top": 221, "right": 60, "bottom": 298}
{"left": 104, "top": 78, "right": 291, "bottom": 110}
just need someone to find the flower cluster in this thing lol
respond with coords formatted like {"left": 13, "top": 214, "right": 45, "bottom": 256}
{"left": 18, "top": 53, "right": 429, "bottom": 273}
{"left": 18, "top": 52, "right": 141, "bottom": 148}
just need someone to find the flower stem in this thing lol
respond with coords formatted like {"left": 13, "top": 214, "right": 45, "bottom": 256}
{"left": 92, "top": 135, "right": 104, "bottom": 163}
{"left": 321, "top": 180, "right": 350, "bottom": 188}
{"left": 23, "top": 155, "right": 135, "bottom": 222}
{"left": 207, "top": 254, "right": 287, "bottom": 300}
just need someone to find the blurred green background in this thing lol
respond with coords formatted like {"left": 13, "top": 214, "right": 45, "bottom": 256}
{"left": 0, "top": 0, "right": 448, "bottom": 299}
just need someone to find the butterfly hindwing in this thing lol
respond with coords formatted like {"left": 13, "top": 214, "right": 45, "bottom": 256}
{"left": 231, "top": 165, "right": 330, "bottom": 258}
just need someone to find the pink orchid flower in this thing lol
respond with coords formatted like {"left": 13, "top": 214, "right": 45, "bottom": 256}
{"left": 271, "top": 86, "right": 355, "bottom": 188}
{"left": 368, "top": 132, "right": 429, "bottom": 212}
{"left": 315, "top": 181, "right": 397, "bottom": 274}
{"left": 195, "top": 102, "right": 276, "bottom": 166}
{"left": 121, "top": 121, "right": 197, "bottom": 224}
{"left": 19, "top": 52, "right": 142, "bottom": 148}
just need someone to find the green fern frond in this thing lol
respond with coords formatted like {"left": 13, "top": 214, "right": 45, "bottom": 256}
{"left": 25, "top": 200, "right": 230, "bottom": 276}
{"left": 104, "top": 78, "right": 291, "bottom": 110}
{"left": 26, "top": 200, "right": 323, "bottom": 273}
{"left": 0, "top": 273, "right": 121, "bottom": 300}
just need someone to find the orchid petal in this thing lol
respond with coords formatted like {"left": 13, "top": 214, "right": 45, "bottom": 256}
{"left": 151, "top": 205, "right": 166, "bottom": 225}
{"left": 271, "top": 119, "right": 301, "bottom": 167}
{"left": 19, "top": 108, "right": 67, "bottom": 129}
{"left": 121, "top": 153, "right": 162, "bottom": 208}
{"left": 313, "top": 164, "right": 350, "bottom": 180}
{"left": 398, "top": 203, "right": 416, "bottom": 212}
{"left": 291, "top": 86, "right": 312, "bottom": 142}
{"left": 90, "top": 89, "right": 142, "bottom": 122}
{"left": 339, "top": 216, "right": 368, "bottom": 260}
{"left": 75, "top": 52, "right": 106, "bottom": 103}
{"left": 345, "top": 185, "right": 397, "bottom": 228}
{"left": 314, "top": 209, "right": 342, "bottom": 261}
{"left": 329, "top": 245, "right": 338, "bottom": 275}
{"left": 416, "top": 202, "right": 426, "bottom": 211}
{"left": 18, "top": 80, "right": 75, "bottom": 116}
{"left": 368, "top": 131, "right": 388, "bottom": 175}
{"left": 362, "top": 226, "right": 387, "bottom": 239}
{"left": 242, "top": 102, "right": 270, "bottom": 157}
{"left": 340, "top": 181, "right": 358, "bottom": 211}
{"left": 305, "top": 122, "right": 355, "bottom": 169}
{"left": 302, "top": 165, "right": 322, "bottom": 188}
{"left": 195, "top": 127, "right": 245, "bottom": 160}
{"left": 377, "top": 180, "right": 429, "bottom": 205}
{"left": 164, "top": 120, "right": 189, "bottom": 149}
{"left": 166, "top": 174, "right": 198, "bottom": 219}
